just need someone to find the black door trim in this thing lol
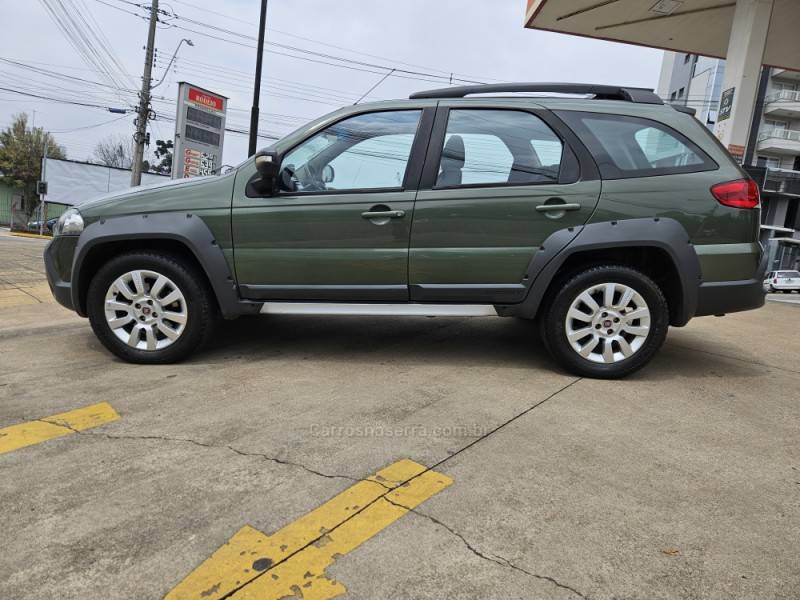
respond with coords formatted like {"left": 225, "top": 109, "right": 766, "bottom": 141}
{"left": 239, "top": 284, "right": 408, "bottom": 302}
{"left": 410, "top": 283, "right": 527, "bottom": 303}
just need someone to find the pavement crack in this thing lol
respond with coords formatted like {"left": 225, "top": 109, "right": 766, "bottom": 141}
{"left": 36, "top": 418, "right": 82, "bottom": 433}
{"left": 224, "top": 444, "right": 362, "bottom": 483}
{"left": 428, "top": 377, "right": 582, "bottom": 472}
{"left": 224, "top": 377, "right": 584, "bottom": 600}
{"left": 384, "top": 496, "right": 587, "bottom": 599}
{"left": 76, "top": 430, "right": 363, "bottom": 483}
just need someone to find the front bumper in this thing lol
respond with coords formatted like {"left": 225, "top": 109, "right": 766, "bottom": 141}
{"left": 695, "top": 248, "right": 768, "bottom": 316}
{"left": 44, "top": 236, "right": 77, "bottom": 312}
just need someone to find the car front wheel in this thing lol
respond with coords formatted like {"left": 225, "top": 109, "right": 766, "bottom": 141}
{"left": 541, "top": 265, "right": 669, "bottom": 379}
{"left": 87, "top": 251, "right": 215, "bottom": 363}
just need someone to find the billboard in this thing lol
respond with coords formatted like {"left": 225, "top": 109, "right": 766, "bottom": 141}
{"left": 173, "top": 82, "right": 228, "bottom": 179}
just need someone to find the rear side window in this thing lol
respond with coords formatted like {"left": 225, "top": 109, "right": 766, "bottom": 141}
{"left": 556, "top": 111, "right": 717, "bottom": 179}
{"left": 435, "top": 109, "right": 564, "bottom": 188}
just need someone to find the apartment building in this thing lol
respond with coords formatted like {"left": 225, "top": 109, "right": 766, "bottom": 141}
{"left": 658, "top": 52, "right": 800, "bottom": 271}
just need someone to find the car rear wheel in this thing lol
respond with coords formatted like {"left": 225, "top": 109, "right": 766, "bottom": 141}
{"left": 87, "top": 252, "right": 215, "bottom": 363}
{"left": 540, "top": 265, "right": 669, "bottom": 379}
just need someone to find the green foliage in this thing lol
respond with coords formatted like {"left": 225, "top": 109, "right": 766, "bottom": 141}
{"left": 152, "top": 139, "right": 173, "bottom": 175}
{"left": 0, "top": 113, "right": 65, "bottom": 213}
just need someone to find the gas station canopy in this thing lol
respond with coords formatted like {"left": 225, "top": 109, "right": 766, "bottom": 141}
{"left": 525, "top": 0, "right": 800, "bottom": 72}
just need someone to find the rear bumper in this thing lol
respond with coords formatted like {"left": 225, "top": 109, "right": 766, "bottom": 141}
{"left": 695, "top": 249, "right": 768, "bottom": 316}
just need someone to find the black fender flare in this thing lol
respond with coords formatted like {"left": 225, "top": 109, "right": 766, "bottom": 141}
{"left": 71, "top": 212, "right": 260, "bottom": 319}
{"left": 496, "top": 217, "right": 701, "bottom": 325}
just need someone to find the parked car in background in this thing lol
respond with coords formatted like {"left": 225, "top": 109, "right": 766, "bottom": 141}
{"left": 764, "top": 270, "right": 800, "bottom": 293}
{"left": 44, "top": 83, "right": 767, "bottom": 378}
{"left": 27, "top": 217, "right": 59, "bottom": 234}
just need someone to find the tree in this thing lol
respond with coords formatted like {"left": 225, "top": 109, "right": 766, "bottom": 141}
{"left": 93, "top": 134, "right": 135, "bottom": 169}
{"left": 93, "top": 134, "right": 166, "bottom": 174}
{"left": 152, "top": 139, "right": 173, "bottom": 175}
{"left": 0, "top": 113, "right": 66, "bottom": 217}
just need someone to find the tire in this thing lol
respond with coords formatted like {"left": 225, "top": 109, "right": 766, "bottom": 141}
{"left": 87, "top": 251, "right": 216, "bottom": 364}
{"left": 539, "top": 265, "right": 669, "bottom": 379}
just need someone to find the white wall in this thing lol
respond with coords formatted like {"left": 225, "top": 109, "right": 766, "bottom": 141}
{"left": 44, "top": 159, "right": 169, "bottom": 205}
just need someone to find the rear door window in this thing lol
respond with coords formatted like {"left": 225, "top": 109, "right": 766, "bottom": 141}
{"left": 435, "top": 109, "right": 564, "bottom": 188}
{"left": 556, "top": 111, "right": 717, "bottom": 179}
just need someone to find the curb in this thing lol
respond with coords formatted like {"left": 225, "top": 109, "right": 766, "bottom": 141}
{"left": 9, "top": 232, "right": 52, "bottom": 240}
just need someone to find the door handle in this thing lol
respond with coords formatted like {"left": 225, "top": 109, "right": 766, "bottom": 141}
{"left": 361, "top": 210, "right": 405, "bottom": 219}
{"left": 535, "top": 203, "right": 581, "bottom": 212}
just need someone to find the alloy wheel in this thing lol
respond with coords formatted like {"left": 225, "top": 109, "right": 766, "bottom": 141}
{"left": 564, "top": 282, "right": 651, "bottom": 364}
{"left": 104, "top": 269, "right": 188, "bottom": 351}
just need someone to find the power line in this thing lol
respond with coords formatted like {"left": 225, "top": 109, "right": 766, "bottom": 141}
{"left": 38, "top": 0, "right": 134, "bottom": 102}
{"left": 0, "top": 58, "right": 314, "bottom": 130}
{"left": 49, "top": 113, "right": 132, "bottom": 133}
{"left": 0, "top": 85, "right": 129, "bottom": 111}
{"left": 0, "top": 84, "right": 282, "bottom": 141}
{"left": 94, "top": 0, "right": 487, "bottom": 86}
{"left": 166, "top": 0, "right": 503, "bottom": 82}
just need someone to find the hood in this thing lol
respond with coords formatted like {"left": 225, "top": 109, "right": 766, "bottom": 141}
{"left": 75, "top": 171, "right": 238, "bottom": 221}
{"left": 76, "top": 175, "right": 217, "bottom": 212}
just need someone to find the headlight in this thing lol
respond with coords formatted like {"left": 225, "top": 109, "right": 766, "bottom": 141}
{"left": 54, "top": 208, "right": 84, "bottom": 236}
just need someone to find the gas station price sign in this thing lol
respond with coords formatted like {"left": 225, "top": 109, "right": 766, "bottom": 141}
{"left": 173, "top": 82, "right": 228, "bottom": 179}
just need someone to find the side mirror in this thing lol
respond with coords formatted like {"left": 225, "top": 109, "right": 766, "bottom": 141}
{"left": 252, "top": 151, "right": 280, "bottom": 196}
{"left": 322, "top": 164, "right": 335, "bottom": 184}
{"left": 255, "top": 151, "right": 280, "bottom": 179}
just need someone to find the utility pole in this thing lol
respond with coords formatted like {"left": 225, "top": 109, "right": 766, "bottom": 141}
{"left": 131, "top": 0, "right": 159, "bottom": 186}
{"left": 248, "top": 0, "right": 268, "bottom": 157}
{"left": 39, "top": 139, "right": 48, "bottom": 236}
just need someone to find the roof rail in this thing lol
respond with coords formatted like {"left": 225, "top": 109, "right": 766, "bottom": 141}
{"left": 670, "top": 104, "right": 697, "bottom": 117}
{"left": 409, "top": 82, "right": 664, "bottom": 105}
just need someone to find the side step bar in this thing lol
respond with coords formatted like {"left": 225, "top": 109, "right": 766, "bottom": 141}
{"left": 260, "top": 302, "right": 498, "bottom": 317}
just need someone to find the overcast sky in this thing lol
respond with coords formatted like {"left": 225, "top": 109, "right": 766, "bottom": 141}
{"left": 0, "top": 0, "right": 664, "bottom": 167}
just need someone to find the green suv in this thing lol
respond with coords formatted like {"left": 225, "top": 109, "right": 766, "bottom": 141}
{"left": 45, "top": 83, "right": 766, "bottom": 378}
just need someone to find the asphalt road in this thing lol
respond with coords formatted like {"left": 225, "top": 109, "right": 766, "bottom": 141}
{"left": 1, "top": 230, "right": 799, "bottom": 599}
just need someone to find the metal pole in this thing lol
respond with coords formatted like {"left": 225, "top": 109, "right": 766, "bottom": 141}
{"left": 39, "top": 139, "right": 48, "bottom": 236}
{"left": 743, "top": 66, "right": 771, "bottom": 168}
{"left": 249, "top": 0, "right": 268, "bottom": 157}
{"left": 131, "top": 0, "right": 159, "bottom": 186}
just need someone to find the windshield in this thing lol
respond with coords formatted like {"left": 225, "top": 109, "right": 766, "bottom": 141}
{"left": 777, "top": 271, "right": 800, "bottom": 277}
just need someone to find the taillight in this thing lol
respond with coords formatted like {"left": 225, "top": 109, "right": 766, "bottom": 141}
{"left": 774, "top": 278, "right": 779, "bottom": 283}
{"left": 710, "top": 179, "right": 760, "bottom": 209}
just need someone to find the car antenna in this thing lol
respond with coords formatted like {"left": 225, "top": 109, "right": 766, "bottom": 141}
{"left": 354, "top": 68, "right": 396, "bottom": 105}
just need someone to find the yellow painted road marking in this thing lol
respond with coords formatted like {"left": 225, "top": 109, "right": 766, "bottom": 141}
{"left": 166, "top": 459, "right": 452, "bottom": 600}
{"left": 0, "top": 402, "right": 120, "bottom": 455}
{"left": 9, "top": 232, "right": 52, "bottom": 240}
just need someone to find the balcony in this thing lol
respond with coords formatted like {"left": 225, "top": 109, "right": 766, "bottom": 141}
{"left": 772, "top": 68, "right": 800, "bottom": 82}
{"left": 745, "top": 165, "right": 800, "bottom": 196}
{"left": 763, "top": 89, "right": 800, "bottom": 118}
{"left": 764, "top": 168, "right": 800, "bottom": 196}
{"left": 757, "top": 128, "right": 800, "bottom": 155}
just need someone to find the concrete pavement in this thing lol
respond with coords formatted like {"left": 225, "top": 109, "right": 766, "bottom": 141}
{"left": 1, "top": 232, "right": 798, "bottom": 599}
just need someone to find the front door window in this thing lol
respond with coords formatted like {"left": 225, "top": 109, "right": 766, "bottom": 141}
{"left": 279, "top": 110, "right": 421, "bottom": 193}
